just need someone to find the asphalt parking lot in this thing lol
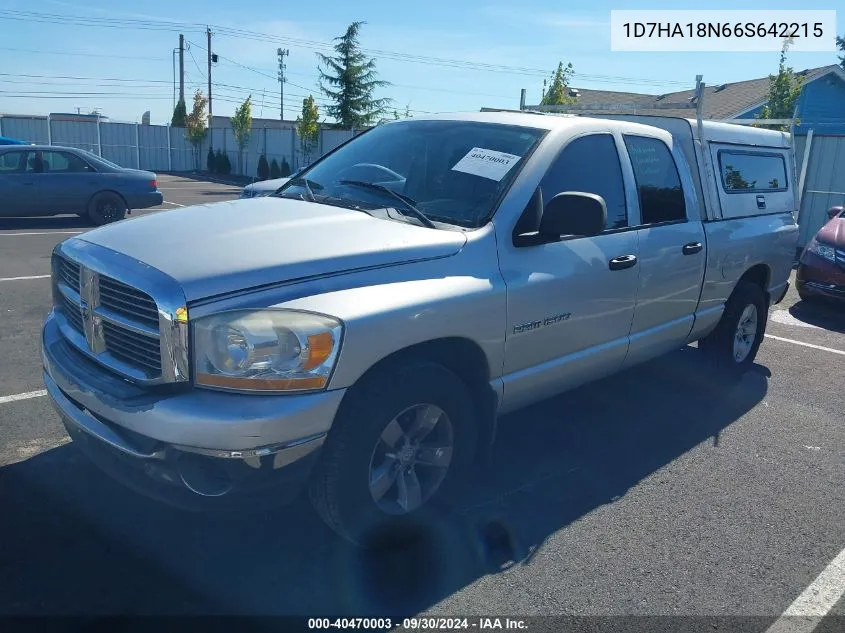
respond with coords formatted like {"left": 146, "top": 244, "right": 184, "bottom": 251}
{"left": 0, "top": 183, "right": 843, "bottom": 629}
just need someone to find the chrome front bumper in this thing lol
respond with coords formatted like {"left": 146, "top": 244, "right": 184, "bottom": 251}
{"left": 42, "top": 311, "right": 346, "bottom": 507}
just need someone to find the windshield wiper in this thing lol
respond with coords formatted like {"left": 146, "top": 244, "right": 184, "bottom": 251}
{"left": 339, "top": 179, "right": 436, "bottom": 229}
{"left": 277, "top": 177, "right": 320, "bottom": 202}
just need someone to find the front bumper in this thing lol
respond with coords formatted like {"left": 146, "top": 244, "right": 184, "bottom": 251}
{"left": 126, "top": 191, "right": 164, "bottom": 210}
{"left": 797, "top": 255, "right": 845, "bottom": 302}
{"left": 42, "top": 311, "right": 346, "bottom": 509}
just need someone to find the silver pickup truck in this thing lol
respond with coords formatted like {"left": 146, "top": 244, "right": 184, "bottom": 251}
{"left": 42, "top": 112, "right": 798, "bottom": 545}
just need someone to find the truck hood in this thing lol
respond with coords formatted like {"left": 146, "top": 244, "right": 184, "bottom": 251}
{"left": 77, "top": 197, "right": 466, "bottom": 301}
{"left": 817, "top": 217, "right": 845, "bottom": 247}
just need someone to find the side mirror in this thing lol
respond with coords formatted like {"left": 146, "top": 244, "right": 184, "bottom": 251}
{"left": 827, "top": 206, "right": 843, "bottom": 220}
{"left": 539, "top": 192, "right": 607, "bottom": 238}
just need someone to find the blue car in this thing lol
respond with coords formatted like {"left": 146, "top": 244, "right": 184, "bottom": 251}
{"left": 0, "top": 145, "right": 163, "bottom": 225}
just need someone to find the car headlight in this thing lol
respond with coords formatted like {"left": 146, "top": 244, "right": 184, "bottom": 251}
{"left": 807, "top": 237, "right": 836, "bottom": 263}
{"left": 193, "top": 309, "right": 343, "bottom": 393}
{"left": 240, "top": 189, "right": 254, "bottom": 199}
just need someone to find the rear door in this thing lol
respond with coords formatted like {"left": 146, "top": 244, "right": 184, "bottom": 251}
{"left": 620, "top": 133, "right": 707, "bottom": 368}
{"left": 709, "top": 144, "right": 794, "bottom": 219}
{"left": 0, "top": 150, "right": 42, "bottom": 216}
{"left": 37, "top": 150, "right": 99, "bottom": 214}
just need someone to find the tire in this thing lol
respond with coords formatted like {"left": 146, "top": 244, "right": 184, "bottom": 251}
{"left": 309, "top": 361, "right": 478, "bottom": 547}
{"left": 797, "top": 285, "right": 817, "bottom": 304}
{"left": 87, "top": 191, "right": 127, "bottom": 225}
{"left": 699, "top": 281, "right": 767, "bottom": 375}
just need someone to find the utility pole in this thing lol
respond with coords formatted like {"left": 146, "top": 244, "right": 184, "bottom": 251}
{"left": 179, "top": 34, "right": 185, "bottom": 104}
{"left": 277, "top": 48, "right": 289, "bottom": 121}
{"left": 207, "top": 27, "right": 213, "bottom": 149}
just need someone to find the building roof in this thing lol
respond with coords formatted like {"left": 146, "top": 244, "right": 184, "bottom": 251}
{"left": 525, "top": 65, "right": 845, "bottom": 119}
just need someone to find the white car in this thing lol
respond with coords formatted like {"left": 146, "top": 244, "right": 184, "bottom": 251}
{"left": 240, "top": 173, "right": 301, "bottom": 198}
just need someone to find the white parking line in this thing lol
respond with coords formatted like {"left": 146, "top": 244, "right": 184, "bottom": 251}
{"left": 161, "top": 200, "right": 185, "bottom": 207}
{"left": 0, "top": 231, "right": 82, "bottom": 236}
{"left": 0, "top": 389, "right": 47, "bottom": 405}
{"left": 765, "top": 334, "right": 845, "bottom": 357}
{"left": 0, "top": 274, "right": 50, "bottom": 282}
{"left": 765, "top": 547, "right": 845, "bottom": 633}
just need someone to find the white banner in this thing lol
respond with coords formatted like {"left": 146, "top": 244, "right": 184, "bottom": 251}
{"left": 610, "top": 10, "right": 837, "bottom": 52}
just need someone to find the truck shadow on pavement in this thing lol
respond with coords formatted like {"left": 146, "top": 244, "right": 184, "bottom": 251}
{"left": 0, "top": 347, "right": 769, "bottom": 617}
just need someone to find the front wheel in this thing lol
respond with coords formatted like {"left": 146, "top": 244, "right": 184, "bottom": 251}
{"left": 699, "top": 281, "right": 767, "bottom": 374}
{"left": 309, "top": 361, "right": 477, "bottom": 547}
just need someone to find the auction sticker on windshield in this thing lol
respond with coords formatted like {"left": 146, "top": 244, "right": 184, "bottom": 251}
{"left": 451, "top": 147, "right": 521, "bottom": 181}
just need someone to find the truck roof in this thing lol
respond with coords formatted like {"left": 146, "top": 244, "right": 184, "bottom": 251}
{"left": 412, "top": 111, "right": 791, "bottom": 149}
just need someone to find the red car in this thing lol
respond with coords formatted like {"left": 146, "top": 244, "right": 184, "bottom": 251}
{"left": 797, "top": 206, "right": 845, "bottom": 303}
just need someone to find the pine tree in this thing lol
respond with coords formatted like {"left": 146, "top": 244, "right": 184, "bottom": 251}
{"left": 270, "top": 158, "right": 281, "bottom": 179}
{"left": 258, "top": 154, "right": 269, "bottom": 180}
{"left": 171, "top": 98, "right": 187, "bottom": 127}
{"left": 317, "top": 21, "right": 391, "bottom": 128}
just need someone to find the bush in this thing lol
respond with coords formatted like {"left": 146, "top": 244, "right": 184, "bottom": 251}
{"left": 214, "top": 149, "right": 225, "bottom": 174}
{"left": 270, "top": 158, "right": 281, "bottom": 179}
{"left": 280, "top": 158, "right": 291, "bottom": 177}
{"left": 206, "top": 148, "right": 216, "bottom": 173}
{"left": 257, "top": 154, "right": 269, "bottom": 180}
{"left": 221, "top": 153, "right": 232, "bottom": 176}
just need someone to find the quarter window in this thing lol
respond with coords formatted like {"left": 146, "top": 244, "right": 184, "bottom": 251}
{"left": 624, "top": 135, "right": 687, "bottom": 225}
{"left": 539, "top": 134, "right": 628, "bottom": 230}
{"left": 718, "top": 151, "right": 787, "bottom": 193}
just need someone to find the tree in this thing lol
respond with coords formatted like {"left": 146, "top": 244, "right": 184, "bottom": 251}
{"left": 280, "top": 158, "right": 291, "bottom": 177}
{"left": 171, "top": 98, "right": 187, "bottom": 127}
{"left": 317, "top": 21, "right": 391, "bottom": 128}
{"left": 230, "top": 95, "right": 253, "bottom": 175}
{"left": 404, "top": 103, "right": 412, "bottom": 118}
{"left": 296, "top": 95, "right": 320, "bottom": 166}
{"left": 185, "top": 89, "right": 208, "bottom": 170}
{"left": 207, "top": 148, "right": 216, "bottom": 173}
{"left": 837, "top": 35, "right": 845, "bottom": 70}
{"left": 270, "top": 158, "right": 281, "bottom": 179}
{"left": 541, "top": 62, "right": 576, "bottom": 106}
{"left": 257, "top": 154, "right": 269, "bottom": 180}
{"left": 757, "top": 38, "right": 803, "bottom": 131}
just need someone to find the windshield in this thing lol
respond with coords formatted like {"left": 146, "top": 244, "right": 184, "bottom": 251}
{"left": 277, "top": 120, "right": 546, "bottom": 228}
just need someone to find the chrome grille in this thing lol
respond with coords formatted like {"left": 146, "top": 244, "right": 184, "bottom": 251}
{"left": 99, "top": 276, "right": 160, "bottom": 329}
{"left": 55, "top": 255, "right": 163, "bottom": 379}
{"left": 61, "top": 293, "right": 84, "bottom": 333}
{"left": 58, "top": 258, "right": 80, "bottom": 290}
{"left": 102, "top": 321, "right": 162, "bottom": 373}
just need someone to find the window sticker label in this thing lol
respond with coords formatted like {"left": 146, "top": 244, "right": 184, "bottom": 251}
{"left": 451, "top": 147, "right": 521, "bottom": 181}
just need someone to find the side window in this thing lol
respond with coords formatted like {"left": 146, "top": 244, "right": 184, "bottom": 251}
{"left": 539, "top": 134, "right": 628, "bottom": 230}
{"left": 0, "top": 151, "right": 24, "bottom": 172}
{"left": 718, "top": 151, "right": 787, "bottom": 192}
{"left": 623, "top": 135, "right": 687, "bottom": 224}
{"left": 42, "top": 151, "right": 91, "bottom": 173}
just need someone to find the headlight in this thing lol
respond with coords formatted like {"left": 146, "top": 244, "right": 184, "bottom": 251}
{"left": 807, "top": 237, "right": 836, "bottom": 263}
{"left": 193, "top": 309, "right": 343, "bottom": 393}
{"left": 240, "top": 190, "right": 253, "bottom": 199}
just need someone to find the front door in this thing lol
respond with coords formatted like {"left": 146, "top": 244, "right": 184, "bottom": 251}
{"left": 0, "top": 150, "right": 42, "bottom": 217}
{"left": 497, "top": 133, "right": 640, "bottom": 413}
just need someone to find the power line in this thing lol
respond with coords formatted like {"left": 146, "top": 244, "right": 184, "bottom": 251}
{"left": 0, "top": 45, "right": 167, "bottom": 61}
{"left": 185, "top": 43, "right": 206, "bottom": 79}
{"left": 0, "top": 10, "right": 698, "bottom": 87}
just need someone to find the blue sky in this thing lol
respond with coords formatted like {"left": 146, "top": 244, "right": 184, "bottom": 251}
{"left": 0, "top": 0, "right": 841, "bottom": 124}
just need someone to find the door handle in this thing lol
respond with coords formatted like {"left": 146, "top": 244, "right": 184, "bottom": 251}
{"left": 609, "top": 254, "right": 638, "bottom": 271}
{"left": 756, "top": 195, "right": 766, "bottom": 210}
{"left": 682, "top": 242, "right": 703, "bottom": 255}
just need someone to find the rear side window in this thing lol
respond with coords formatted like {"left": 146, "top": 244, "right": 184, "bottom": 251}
{"left": 718, "top": 151, "right": 787, "bottom": 193}
{"left": 623, "top": 135, "right": 687, "bottom": 225}
{"left": 540, "top": 134, "right": 628, "bottom": 230}
{"left": 42, "top": 151, "right": 92, "bottom": 173}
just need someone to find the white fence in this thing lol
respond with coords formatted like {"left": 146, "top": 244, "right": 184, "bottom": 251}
{"left": 0, "top": 115, "right": 358, "bottom": 176}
